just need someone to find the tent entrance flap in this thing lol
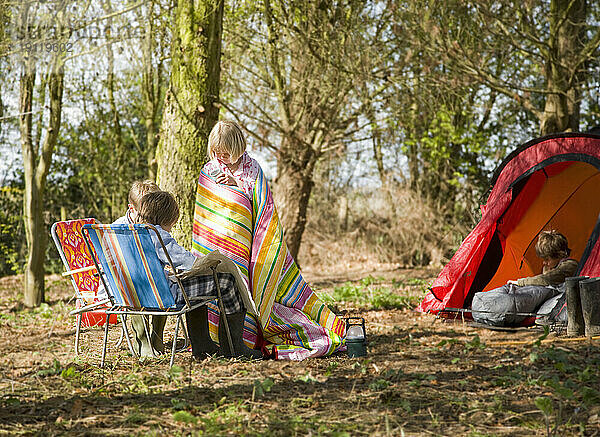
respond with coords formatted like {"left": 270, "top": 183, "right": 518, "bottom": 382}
{"left": 482, "top": 161, "right": 600, "bottom": 292}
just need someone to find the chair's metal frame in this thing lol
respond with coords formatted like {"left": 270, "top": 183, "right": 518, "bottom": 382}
{"left": 81, "top": 223, "right": 234, "bottom": 368}
{"left": 51, "top": 220, "right": 134, "bottom": 356}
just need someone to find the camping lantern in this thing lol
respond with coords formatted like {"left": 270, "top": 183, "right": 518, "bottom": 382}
{"left": 345, "top": 317, "right": 367, "bottom": 357}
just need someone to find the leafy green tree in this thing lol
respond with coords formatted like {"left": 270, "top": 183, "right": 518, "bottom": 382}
{"left": 51, "top": 1, "right": 171, "bottom": 221}
{"left": 400, "top": 0, "right": 600, "bottom": 135}
{"left": 51, "top": 77, "right": 150, "bottom": 222}
{"left": 0, "top": 184, "right": 24, "bottom": 277}
{"left": 222, "top": 0, "right": 378, "bottom": 258}
{"left": 155, "top": 0, "right": 224, "bottom": 247}
{"left": 17, "top": 1, "right": 68, "bottom": 306}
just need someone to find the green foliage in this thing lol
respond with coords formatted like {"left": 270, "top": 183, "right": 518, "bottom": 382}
{"left": 581, "top": 386, "right": 600, "bottom": 406}
{"left": 172, "top": 410, "right": 197, "bottom": 424}
{"left": 320, "top": 277, "right": 422, "bottom": 310}
{"left": 0, "top": 185, "right": 25, "bottom": 276}
{"left": 200, "top": 403, "right": 246, "bottom": 434}
{"left": 50, "top": 93, "right": 151, "bottom": 223}
{"left": 167, "top": 365, "right": 184, "bottom": 381}
{"left": 60, "top": 365, "right": 78, "bottom": 380}
{"left": 33, "top": 303, "right": 53, "bottom": 319}
{"left": 532, "top": 325, "right": 550, "bottom": 347}
{"left": 324, "top": 361, "right": 339, "bottom": 377}
{"left": 435, "top": 334, "right": 486, "bottom": 360}
{"left": 368, "top": 378, "right": 390, "bottom": 391}
{"left": 252, "top": 377, "right": 274, "bottom": 398}
{"left": 535, "top": 396, "right": 553, "bottom": 433}
{"left": 36, "top": 359, "right": 63, "bottom": 377}
{"left": 170, "top": 398, "right": 188, "bottom": 411}
{"left": 297, "top": 372, "right": 318, "bottom": 384}
{"left": 402, "top": 105, "right": 493, "bottom": 218}
{"left": 125, "top": 410, "right": 148, "bottom": 425}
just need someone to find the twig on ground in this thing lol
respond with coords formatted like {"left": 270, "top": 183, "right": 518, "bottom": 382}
{"left": 490, "top": 336, "right": 600, "bottom": 346}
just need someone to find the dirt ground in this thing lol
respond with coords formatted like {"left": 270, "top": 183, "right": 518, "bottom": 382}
{"left": 1, "top": 266, "right": 599, "bottom": 436}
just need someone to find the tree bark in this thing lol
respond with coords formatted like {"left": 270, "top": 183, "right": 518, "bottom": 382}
{"left": 141, "top": 0, "right": 164, "bottom": 180}
{"left": 540, "top": 0, "right": 587, "bottom": 134}
{"left": 103, "top": 0, "right": 125, "bottom": 218}
{"left": 274, "top": 139, "right": 318, "bottom": 260}
{"left": 365, "top": 101, "right": 387, "bottom": 185}
{"left": 20, "top": 54, "right": 65, "bottom": 307}
{"left": 155, "top": 0, "right": 224, "bottom": 248}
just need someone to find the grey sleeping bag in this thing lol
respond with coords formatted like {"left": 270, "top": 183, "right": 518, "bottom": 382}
{"left": 535, "top": 283, "right": 567, "bottom": 325}
{"left": 471, "top": 284, "right": 560, "bottom": 326}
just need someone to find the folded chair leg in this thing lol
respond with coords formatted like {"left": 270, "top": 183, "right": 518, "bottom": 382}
{"left": 177, "top": 318, "right": 190, "bottom": 352}
{"left": 101, "top": 314, "right": 111, "bottom": 368}
{"left": 170, "top": 316, "right": 180, "bottom": 368}
{"left": 212, "top": 267, "right": 234, "bottom": 354}
{"left": 118, "top": 315, "right": 137, "bottom": 357}
{"left": 75, "top": 313, "right": 82, "bottom": 355}
{"left": 115, "top": 319, "right": 125, "bottom": 348}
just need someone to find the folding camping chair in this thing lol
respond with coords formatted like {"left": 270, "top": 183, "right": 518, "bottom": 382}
{"left": 51, "top": 219, "right": 134, "bottom": 356}
{"left": 81, "top": 223, "right": 234, "bottom": 368}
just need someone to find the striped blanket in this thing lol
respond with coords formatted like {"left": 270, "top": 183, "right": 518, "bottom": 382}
{"left": 192, "top": 159, "right": 345, "bottom": 360}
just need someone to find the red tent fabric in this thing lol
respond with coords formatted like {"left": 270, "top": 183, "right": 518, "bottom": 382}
{"left": 418, "top": 133, "right": 600, "bottom": 314}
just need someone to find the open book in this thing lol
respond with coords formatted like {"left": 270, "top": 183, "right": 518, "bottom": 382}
{"left": 175, "top": 250, "right": 258, "bottom": 317}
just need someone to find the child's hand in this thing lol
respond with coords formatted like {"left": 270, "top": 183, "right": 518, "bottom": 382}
{"left": 215, "top": 173, "right": 239, "bottom": 186}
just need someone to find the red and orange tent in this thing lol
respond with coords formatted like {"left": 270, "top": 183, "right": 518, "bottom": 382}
{"left": 418, "top": 132, "right": 600, "bottom": 316}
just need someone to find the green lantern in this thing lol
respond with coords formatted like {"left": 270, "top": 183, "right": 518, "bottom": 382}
{"left": 345, "top": 317, "right": 367, "bottom": 358}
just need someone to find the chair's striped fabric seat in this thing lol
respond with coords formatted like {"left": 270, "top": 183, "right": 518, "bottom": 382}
{"left": 52, "top": 218, "right": 100, "bottom": 303}
{"left": 51, "top": 218, "right": 118, "bottom": 330}
{"left": 83, "top": 224, "right": 176, "bottom": 310}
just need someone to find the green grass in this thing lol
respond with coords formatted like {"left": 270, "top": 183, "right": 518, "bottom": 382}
{"left": 319, "top": 276, "right": 423, "bottom": 310}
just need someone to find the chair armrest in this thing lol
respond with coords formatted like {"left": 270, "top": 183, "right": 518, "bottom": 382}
{"left": 62, "top": 265, "right": 97, "bottom": 277}
{"left": 69, "top": 298, "right": 111, "bottom": 316}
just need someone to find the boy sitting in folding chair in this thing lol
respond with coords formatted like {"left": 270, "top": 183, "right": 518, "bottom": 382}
{"left": 112, "top": 180, "right": 166, "bottom": 357}
{"left": 136, "top": 190, "right": 263, "bottom": 360}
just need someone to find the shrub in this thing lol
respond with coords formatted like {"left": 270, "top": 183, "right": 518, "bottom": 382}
{"left": 299, "top": 180, "right": 478, "bottom": 270}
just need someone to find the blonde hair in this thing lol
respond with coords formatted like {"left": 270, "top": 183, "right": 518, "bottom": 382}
{"left": 128, "top": 180, "right": 160, "bottom": 210}
{"left": 137, "top": 191, "right": 180, "bottom": 228}
{"left": 207, "top": 120, "right": 247, "bottom": 161}
{"left": 535, "top": 230, "right": 570, "bottom": 259}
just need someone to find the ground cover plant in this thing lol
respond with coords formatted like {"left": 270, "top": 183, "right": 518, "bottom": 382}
{"left": 1, "top": 269, "right": 599, "bottom": 436}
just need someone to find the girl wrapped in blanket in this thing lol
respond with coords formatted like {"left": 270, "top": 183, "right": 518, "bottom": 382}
{"left": 137, "top": 190, "right": 263, "bottom": 360}
{"left": 193, "top": 121, "right": 346, "bottom": 360}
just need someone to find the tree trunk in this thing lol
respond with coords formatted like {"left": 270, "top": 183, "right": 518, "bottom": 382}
{"left": 274, "top": 140, "right": 318, "bottom": 260}
{"left": 141, "top": 0, "right": 163, "bottom": 181}
{"left": 20, "top": 55, "right": 65, "bottom": 307}
{"left": 155, "top": 0, "right": 224, "bottom": 248}
{"left": 20, "top": 61, "right": 40, "bottom": 307}
{"left": 540, "top": 0, "right": 587, "bottom": 134}
{"left": 366, "top": 103, "right": 386, "bottom": 185}
{"left": 104, "top": 1, "right": 125, "bottom": 218}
